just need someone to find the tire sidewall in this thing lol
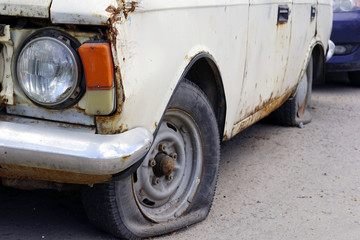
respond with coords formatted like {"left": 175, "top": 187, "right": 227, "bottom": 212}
{"left": 113, "top": 80, "right": 220, "bottom": 238}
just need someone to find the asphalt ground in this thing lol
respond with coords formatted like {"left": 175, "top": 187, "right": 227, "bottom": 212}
{"left": 1, "top": 73, "right": 359, "bottom": 240}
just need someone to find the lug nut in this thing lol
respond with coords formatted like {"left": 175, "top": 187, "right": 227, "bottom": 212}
{"left": 148, "top": 158, "right": 156, "bottom": 167}
{"left": 152, "top": 177, "right": 161, "bottom": 185}
{"left": 139, "top": 188, "right": 145, "bottom": 196}
{"left": 158, "top": 143, "right": 166, "bottom": 152}
{"left": 170, "top": 153, "right": 178, "bottom": 160}
{"left": 166, "top": 175, "right": 173, "bottom": 181}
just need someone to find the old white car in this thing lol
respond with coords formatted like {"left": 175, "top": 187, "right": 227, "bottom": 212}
{"left": 0, "top": 0, "right": 332, "bottom": 239}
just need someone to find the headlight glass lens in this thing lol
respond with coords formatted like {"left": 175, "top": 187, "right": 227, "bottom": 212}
{"left": 333, "top": 0, "right": 360, "bottom": 12}
{"left": 17, "top": 37, "right": 79, "bottom": 107}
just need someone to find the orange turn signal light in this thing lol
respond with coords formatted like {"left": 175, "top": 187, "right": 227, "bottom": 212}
{"left": 79, "top": 42, "right": 114, "bottom": 90}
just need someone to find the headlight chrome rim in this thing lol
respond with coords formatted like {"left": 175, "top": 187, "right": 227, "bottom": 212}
{"left": 15, "top": 29, "right": 84, "bottom": 109}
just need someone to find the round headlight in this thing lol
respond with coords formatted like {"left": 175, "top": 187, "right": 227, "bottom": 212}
{"left": 17, "top": 36, "right": 81, "bottom": 108}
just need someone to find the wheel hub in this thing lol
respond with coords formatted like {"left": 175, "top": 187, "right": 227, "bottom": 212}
{"left": 153, "top": 152, "right": 175, "bottom": 177}
{"left": 132, "top": 110, "right": 204, "bottom": 222}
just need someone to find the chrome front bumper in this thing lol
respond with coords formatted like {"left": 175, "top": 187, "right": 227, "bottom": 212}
{"left": 0, "top": 122, "right": 153, "bottom": 175}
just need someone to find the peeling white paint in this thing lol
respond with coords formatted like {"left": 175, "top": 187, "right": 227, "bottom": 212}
{"left": 50, "top": 0, "right": 117, "bottom": 25}
{"left": 0, "top": 0, "right": 51, "bottom": 18}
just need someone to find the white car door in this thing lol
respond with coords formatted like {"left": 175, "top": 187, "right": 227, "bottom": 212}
{"left": 235, "top": 0, "right": 293, "bottom": 122}
{"left": 282, "top": 0, "right": 317, "bottom": 92}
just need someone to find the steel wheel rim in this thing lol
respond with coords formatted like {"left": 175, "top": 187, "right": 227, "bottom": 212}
{"left": 132, "top": 109, "right": 204, "bottom": 222}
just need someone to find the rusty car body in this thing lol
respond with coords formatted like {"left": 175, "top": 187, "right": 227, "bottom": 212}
{"left": 0, "top": 0, "right": 333, "bottom": 238}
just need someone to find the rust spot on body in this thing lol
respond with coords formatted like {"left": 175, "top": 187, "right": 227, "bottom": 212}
{"left": 231, "top": 87, "right": 296, "bottom": 137}
{"left": 106, "top": 5, "right": 121, "bottom": 48}
{"left": 0, "top": 96, "right": 8, "bottom": 106}
{"left": 124, "top": 1, "right": 138, "bottom": 19}
{"left": 122, "top": 154, "right": 131, "bottom": 161}
{"left": 276, "top": 21, "right": 287, "bottom": 27}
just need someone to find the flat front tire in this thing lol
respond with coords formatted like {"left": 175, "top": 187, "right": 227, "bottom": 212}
{"left": 82, "top": 80, "right": 220, "bottom": 239}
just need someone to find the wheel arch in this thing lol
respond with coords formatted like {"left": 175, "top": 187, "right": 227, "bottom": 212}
{"left": 310, "top": 42, "right": 326, "bottom": 85}
{"left": 182, "top": 53, "right": 227, "bottom": 139}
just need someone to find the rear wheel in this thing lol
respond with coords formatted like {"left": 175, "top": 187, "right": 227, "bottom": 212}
{"left": 82, "top": 80, "right": 220, "bottom": 239}
{"left": 272, "top": 56, "right": 313, "bottom": 127}
{"left": 348, "top": 71, "right": 360, "bottom": 87}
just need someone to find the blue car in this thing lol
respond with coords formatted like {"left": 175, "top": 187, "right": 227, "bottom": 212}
{"left": 326, "top": 0, "right": 360, "bottom": 86}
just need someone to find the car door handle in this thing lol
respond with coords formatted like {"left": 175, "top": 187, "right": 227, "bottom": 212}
{"left": 278, "top": 5, "right": 290, "bottom": 24}
{"left": 311, "top": 5, "right": 316, "bottom": 20}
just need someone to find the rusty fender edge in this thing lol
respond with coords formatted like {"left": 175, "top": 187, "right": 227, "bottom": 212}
{"left": 0, "top": 122, "right": 153, "bottom": 176}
